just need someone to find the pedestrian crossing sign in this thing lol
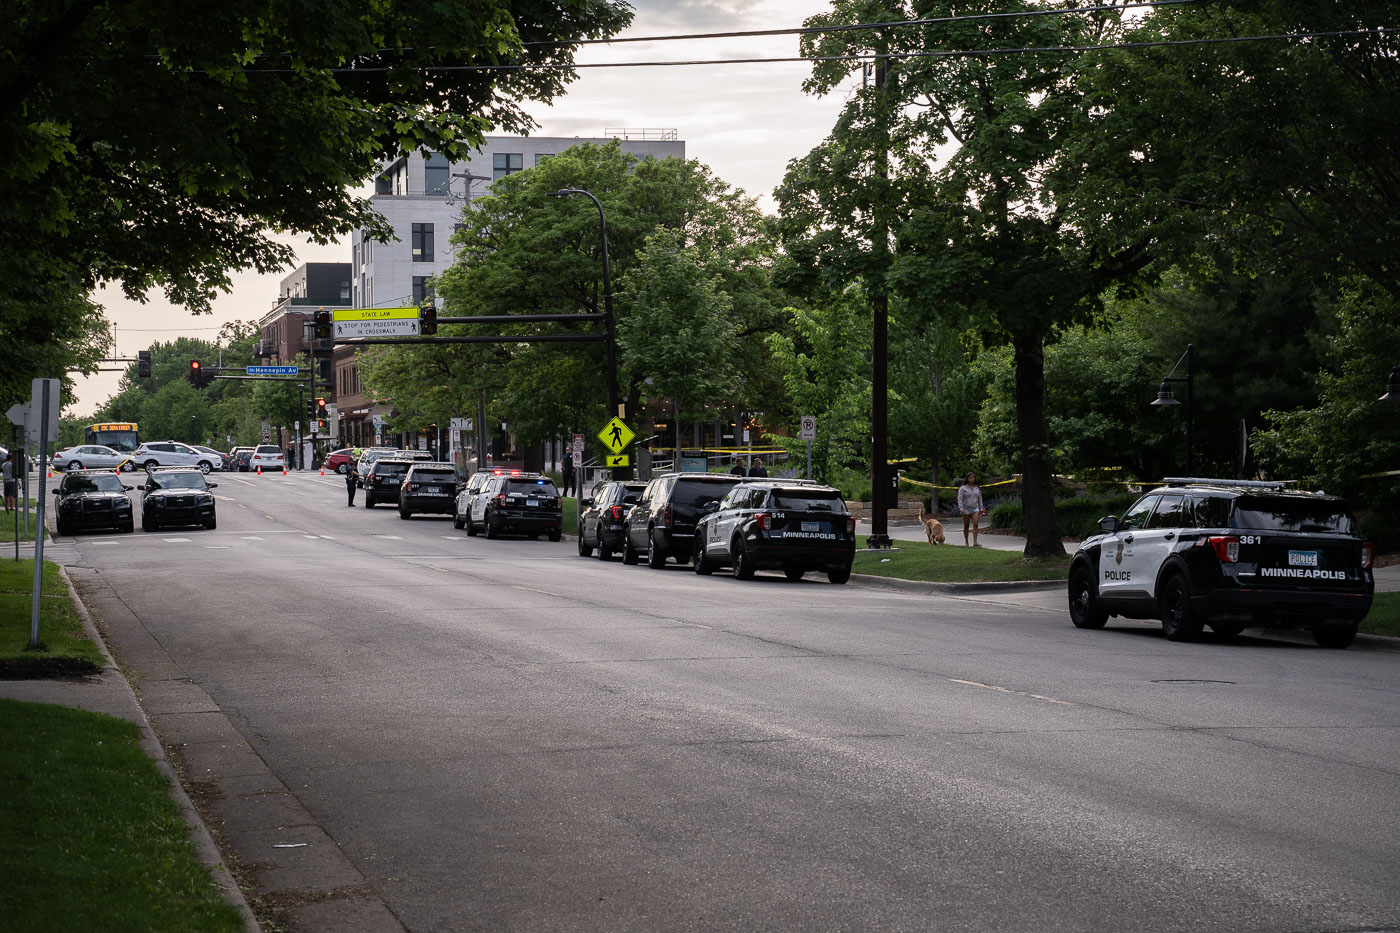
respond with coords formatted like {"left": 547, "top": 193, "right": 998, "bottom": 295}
{"left": 597, "top": 417, "right": 635, "bottom": 454}
{"left": 605, "top": 455, "right": 629, "bottom": 468}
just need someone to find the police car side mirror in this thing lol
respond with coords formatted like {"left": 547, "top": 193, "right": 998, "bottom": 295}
{"left": 579, "top": 497, "right": 592, "bottom": 507}
{"left": 122, "top": 485, "right": 134, "bottom": 492}
{"left": 206, "top": 482, "right": 218, "bottom": 489}
{"left": 1098, "top": 515, "right": 1118, "bottom": 532}
{"left": 703, "top": 500, "right": 720, "bottom": 513}
{"left": 52, "top": 488, "right": 60, "bottom": 495}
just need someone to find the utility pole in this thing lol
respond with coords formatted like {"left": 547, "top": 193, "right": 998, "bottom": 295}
{"left": 867, "top": 44, "right": 893, "bottom": 549}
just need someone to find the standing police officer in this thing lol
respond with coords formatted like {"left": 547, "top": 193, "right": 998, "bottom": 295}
{"left": 346, "top": 447, "right": 362, "bottom": 506}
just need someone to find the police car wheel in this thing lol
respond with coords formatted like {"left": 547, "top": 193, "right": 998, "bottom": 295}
{"left": 1068, "top": 565, "right": 1109, "bottom": 630}
{"left": 1313, "top": 621, "right": 1358, "bottom": 649}
{"left": 1159, "top": 574, "right": 1203, "bottom": 641}
{"left": 733, "top": 539, "right": 756, "bottom": 580}
{"left": 596, "top": 531, "right": 612, "bottom": 561}
{"left": 548, "top": 530, "right": 561, "bottom": 543}
{"left": 454, "top": 512, "right": 465, "bottom": 530}
{"left": 621, "top": 534, "right": 639, "bottom": 565}
{"left": 465, "top": 514, "right": 477, "bottom": 537}
{"left": 784, "top": 568, "right": 805, "bottom": 582}
{"left": 1210, "top": 621, "right": 1245, "bottom": 638}
{"left": 827, "top": 565, "right": 851, "bottom": 585}
{"left": 578, "top": 533, "right": 592, "bottom": 557}
{"left": 694, "top": 541, "right": 713, "bottom": 575}
{"left": 484, "top": 510, "right": 499, "bottom": 539}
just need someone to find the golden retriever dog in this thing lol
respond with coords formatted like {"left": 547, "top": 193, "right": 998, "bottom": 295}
{"left": 919, "top": 505, "right": 946, "bottom": 545}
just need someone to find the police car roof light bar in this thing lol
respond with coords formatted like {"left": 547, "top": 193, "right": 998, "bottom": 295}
{"left": 1161, "top": 477, "right": 1290, "bottom": 490}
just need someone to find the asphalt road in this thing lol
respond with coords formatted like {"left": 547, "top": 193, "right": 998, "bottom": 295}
{"left": 46, "top": 471, "right": 1400, "bottom": 932}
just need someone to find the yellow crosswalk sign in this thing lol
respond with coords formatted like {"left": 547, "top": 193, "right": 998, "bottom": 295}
{"left": 598, "top": 417, "right": 635, "bottom": 454}
{"left": 605, "top": 455, "right": 629, "bottom": 468}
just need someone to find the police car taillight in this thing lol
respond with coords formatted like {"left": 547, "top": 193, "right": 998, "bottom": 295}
{"left": 609, "top": 505, "right": 625, "bottom": 521}
{"left": 1209, "top": 535, "right": 1239, "bottom": 563}
{"left": 662, "top": 505, "right": 672, "bottom": 527}
{"left": 755, "top": 513, "right": 771, "bottom": 530}
{"left": 847, "top": 516, "right": 856, "bottom": 535}
{"left": 1362, "top": 541, "right": 1374, "bottom": 570}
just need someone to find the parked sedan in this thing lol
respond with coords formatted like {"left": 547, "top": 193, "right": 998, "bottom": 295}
{"left": 323, "top": 448, "right": 357, "bottom": 474}
{"left": 228, "top": 447, "right": 254, "bottom": 472}
{"left": 52, "top": 469, "right": 135, "bottom": 535}
{"left": 693, "top": 480, "right": 856, "bottom": 584}
{"left": 140, "top": 467, "right": 218, "bottom": 531}
{"left": 131, "top": 441, "right": 220, "bottom": 473}
{"left": 577, "top": 480, "right": 646, "bottom": 560}
{"left": 50, "top": 444, "right": 132, "bottom": 472}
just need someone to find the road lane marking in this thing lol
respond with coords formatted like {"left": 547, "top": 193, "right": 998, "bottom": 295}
{"left": 205, "top": 546, "right": 233, "bottom": 549}
{"left": 162, "top": 538, "right": 192, "bottom": 543}
{"left": 240, "top": 536, "right": 264, "bottom": 541}
{"left": 948, "top": 678, "right": 1073, "bottom": 706}
{"left": 373, "top": 535, "right": 402, "bottom": 540}
{"left": 512, "top": 585, "right": 563, "bottom": 598}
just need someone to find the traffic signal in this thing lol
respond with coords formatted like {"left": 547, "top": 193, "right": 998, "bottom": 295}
{"left": 137, "top": 350, "right": 152, "bottom": 378}
{"left": 188, "top": 360, "right": 203, "bottom": 385}
{"left": 316, "top": 397, "right": 328, "bottom": 418}
{"left": 306, "top": 398, "right": 317, "bottom": 420}
{"left": 420, "top": 303, "right": 437, "bottom": 336}
{"left": 314, "top": 309, "right": 332, "bottom": 340}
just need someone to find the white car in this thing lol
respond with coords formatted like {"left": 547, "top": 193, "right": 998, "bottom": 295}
{"left": 248, "top": 445, "right": 286, "bottom": 472}
{"left": 131, "top": 441, "right": 221, "bottom": 474}
{"left": 51, "top": 444, "right": 132, "bottom": 472}
{"left": 192, "top": 446, "right": 229, "bottom": 471}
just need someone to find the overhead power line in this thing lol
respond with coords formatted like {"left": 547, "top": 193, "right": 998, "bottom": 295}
{"left": 291, "top": 27, "right": 1393, "bottom": 73}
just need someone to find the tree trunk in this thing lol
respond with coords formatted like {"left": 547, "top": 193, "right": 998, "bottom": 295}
{"left": 1012, "top": 333, "right": 1065, "bottom": 558}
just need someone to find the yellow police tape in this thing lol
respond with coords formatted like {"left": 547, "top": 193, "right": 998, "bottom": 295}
{"left": 896, "top": 476, "right": 1018, "bottom": 491}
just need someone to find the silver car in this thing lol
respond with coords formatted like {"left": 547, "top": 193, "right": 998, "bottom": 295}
{"left": 131, "top": 441, "right": 221, "bottom": 474}
{"left": 51, "top": 444, "right": 133, "bottom": 472}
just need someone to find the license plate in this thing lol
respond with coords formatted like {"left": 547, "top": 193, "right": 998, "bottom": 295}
{"left": 422, "top": 489, "right": 448, "bottom": 496}
{"left": 1289, "top": 550, "right": 1318, "bottom": 567}
{"left": 527, "top": 499, "right": 539, "bottom": 507}
{"left": 801, "top": 521, "right": 820, "bottom": 532}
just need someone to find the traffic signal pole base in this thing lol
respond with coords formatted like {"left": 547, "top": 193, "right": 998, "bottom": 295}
{"left": 865, "top": 534, "right": 893, "bottom": 549}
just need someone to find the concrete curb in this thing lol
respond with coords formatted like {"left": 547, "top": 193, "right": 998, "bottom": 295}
{"left": 56, "top": 565, "right": 262, "bottom": 933}
{"left": 850, "top": 573, "right": 1064, "bottom": 595}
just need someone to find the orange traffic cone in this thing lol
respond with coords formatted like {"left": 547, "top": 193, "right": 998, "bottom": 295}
{"left": 256, "top": 465, "right": 262, "bottom": 475}
{"left": 319, "top": 468, "right": 325, "bottom": 476}
{"left": 282, "top": 466, "right": 287, "bottom": 476}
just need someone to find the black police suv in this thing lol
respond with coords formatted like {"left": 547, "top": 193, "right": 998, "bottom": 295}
{"left": 363, "top": 458, "right": 414, "bottom": 508}
{"left": 52, "top": 469, "right": 135, "bottom": 535}
{"left": 577, "top": 480, "right": 646, "bottom": 560}
{"left": 140, "top": 467, "right": 218, "bottom": 531}
{"left": 1067, "top": 478, "right": 1374, "bottom": 648}
{"left": 398, "top": 463, "right": 459, "bottom": 519}
{"left": 622, "top": 472, "right": 744, "bottom": 568}
{"left": 465, "top": 472, "right": 562, "bottom": 540}
{"left": 694, "top": 480, "right": 856, "bottom": 583}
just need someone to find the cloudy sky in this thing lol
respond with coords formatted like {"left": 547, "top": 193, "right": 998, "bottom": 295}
{"left": 70, "top": 0, "right": 855, "bottom": 414}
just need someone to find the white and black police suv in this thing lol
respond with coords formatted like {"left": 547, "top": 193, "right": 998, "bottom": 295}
{"left": 1067, "top": 478, "right": 1374, "bottom": 648}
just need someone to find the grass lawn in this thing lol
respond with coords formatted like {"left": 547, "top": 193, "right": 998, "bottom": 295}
{"left": 854, "top": 538, "right": 1071, "bottom": 583}
{"left": 0, "top": 699, "right": 245, "bottom": 932}
{"left": 0, "top": 559, "right": 105, "bottom": 675}
{"left": 1364, "top": 591, "right": 1400, "bottom": 639}
{"left": 562, "top": 497, "right": 579, "bottom": 538}
{"left": 0, "top": 500, "right": 41, "bottom": 543}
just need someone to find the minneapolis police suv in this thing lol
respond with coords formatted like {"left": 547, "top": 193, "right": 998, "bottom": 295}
{"left": 1067, "top": 478, "right": 1374, "bottom": 648}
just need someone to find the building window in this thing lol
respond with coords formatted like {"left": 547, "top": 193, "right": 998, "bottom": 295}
{"left": 412, "top": 223, "right": 434, "bottom": 262}
{"left": 534, "top": 153, "right": 554, "bottom": 167}
{"left": 412, "top": 276, "right": 435, "bottom": 305}
{"left": 493, "top": 152, "right": 523, "bottom": 181}
{"left": 424, "top": 151, "right": 449, "bottom": 195}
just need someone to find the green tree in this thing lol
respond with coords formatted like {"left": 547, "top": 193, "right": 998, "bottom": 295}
{"left": 780, "top": 1, "right": 1149, "bottom": 556}
{"left": 3, "top": 0, "right": 631, "bottom": 402}
{"left": 618, "top": 229, "right": 738, "bottom": 457}
{"left": 765, "top": 291, "right": 872, "bottom": 485}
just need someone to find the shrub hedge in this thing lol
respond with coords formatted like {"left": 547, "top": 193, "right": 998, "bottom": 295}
{"left": 987, "top": 492, "right": 1142, "bottom": 539}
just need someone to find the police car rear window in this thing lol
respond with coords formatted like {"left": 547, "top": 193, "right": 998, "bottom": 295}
{"left": 1232, "top": 495, "right": 1358, "bottom": 534}
{"left": 411, "top": 469, "right": 455, "bottom": 480}
{"left": 504, "top": 479, "right": 556, "bottom": 494}
{"left": 375, "top": 462, "right": 410, "bottom": 474}
{"left": 772, "top": 490, "right": 846, "bottom": 512}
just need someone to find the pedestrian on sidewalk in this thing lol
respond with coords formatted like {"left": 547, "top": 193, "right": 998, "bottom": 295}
{"left": 957, "top": 472, "right": 986, "bottom": 547}
{"left": 2, "top": 454, "right": 15, "bottom": 512}
{"left": 747, "top": 457, "right": 768, "bottom": 478}
{"left": 345, "top": 462, "right": 358, "bottom": 507}
{"left": 730, "top": 458, "right": 747, "bottom": 476}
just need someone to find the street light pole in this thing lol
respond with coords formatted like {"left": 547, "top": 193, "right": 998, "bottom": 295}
{"left": 1151, "top": 344, "right": 1195, "bottom": 475}
{"left": 548, "top": 187, "right": 624, "bottom": 478}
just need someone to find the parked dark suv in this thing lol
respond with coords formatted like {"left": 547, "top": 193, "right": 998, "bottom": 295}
{"left": 398, "top": 463, "right": 459, "bottom": 519}
{"left": 622, "top": 472, "right": 744, "bottom": 568}
{"left": 577, "top": 480, "right": 646, "bottom": 560}
{"left": 465, "top": 473, "right": 562, "bottom": 540}
{"left": 1067, "top": 478, "right": 1374, "bottom": 648}
{"left": 363, "top": 458, "right": 414, "bottom": 508}
{"left": 52, "top": 469, "right": 135, "bottom": 535}
{"left": 693, "top": 480, "right": 855, "bottom": 583}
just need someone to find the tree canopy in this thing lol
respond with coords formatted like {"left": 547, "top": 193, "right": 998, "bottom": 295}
{"left": 1, "top": 0, "right": 632, "bottom": 409}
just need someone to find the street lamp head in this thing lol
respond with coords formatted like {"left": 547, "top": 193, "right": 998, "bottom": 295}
{"left": 1150, "top": 379, "right": 1180, "bottom": 406}
{"left": 547, "top": 188, "right": 581, "bottom": 198}
{"left": 1380, "top": 363, "right": 1400, "bottom": 402}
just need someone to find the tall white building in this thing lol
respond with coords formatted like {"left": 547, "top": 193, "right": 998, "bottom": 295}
{"left": 350, "top": 131, "right": 685, "bottom": 312}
